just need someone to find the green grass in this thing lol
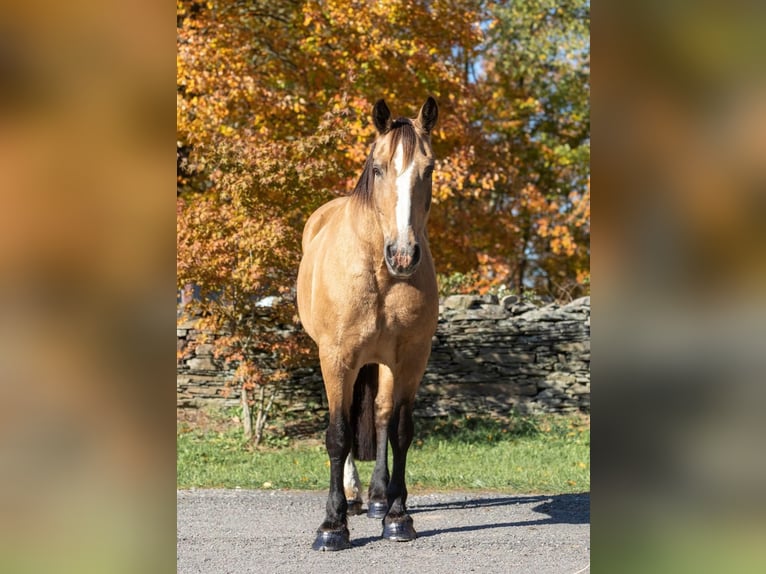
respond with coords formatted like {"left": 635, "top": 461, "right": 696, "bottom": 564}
{"left": 177, "top": 411, "right": 589, "bottom": 493}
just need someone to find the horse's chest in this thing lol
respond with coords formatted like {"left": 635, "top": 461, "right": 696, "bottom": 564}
{"left": 377, "top": 288, "right": 436, "bottom": 335}
{"left": 378, "top": 302, "right": 420, "bottom": 332}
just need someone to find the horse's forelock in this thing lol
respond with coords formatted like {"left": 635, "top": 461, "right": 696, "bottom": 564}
{"left": 385, "top": 119, "right": 417, "bottom": 172}
{"left": 351, "top": 120, "right": 419, "bottom": 205}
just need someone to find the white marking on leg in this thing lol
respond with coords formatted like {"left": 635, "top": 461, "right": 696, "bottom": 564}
{"left": 343, "top": 452, "right": 361, "bottom": 502}
{"left": 393, "top": 143, "right": 414, "bottom": 247}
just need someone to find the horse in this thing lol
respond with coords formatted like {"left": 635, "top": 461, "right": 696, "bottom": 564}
{"left": 296, "top": 97, "right": 439, "bottom": 551}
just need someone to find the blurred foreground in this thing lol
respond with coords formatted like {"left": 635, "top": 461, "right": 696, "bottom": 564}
{"left": 1, "top": 2, "right": 175, "bottom": 572}
{"left": 595, "top": 2, "right": 766, "bottom": 572}
{"left": 0, "top": 1, "right": 764, "bottom": 572}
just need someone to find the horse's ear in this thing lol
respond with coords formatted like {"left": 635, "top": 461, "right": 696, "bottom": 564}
{"left": 372, "top": 99, "right": 392, "bottom": 134}
{"left": 416, "top": 96, "right": 438, "bottom": 134}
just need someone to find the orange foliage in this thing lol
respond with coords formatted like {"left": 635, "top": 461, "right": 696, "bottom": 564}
{"left": 176, "top": 0, "right": 590, "bottom": 406}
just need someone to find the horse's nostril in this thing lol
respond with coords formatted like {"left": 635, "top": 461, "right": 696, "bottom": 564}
{"left": 412, "top": 244, "right": 421, "bottom": 264}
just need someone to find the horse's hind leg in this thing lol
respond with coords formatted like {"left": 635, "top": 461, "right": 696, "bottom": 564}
{"left": 343, "top": 453, "right": 364, "bottom": 515}
{"left": 367, "top": 364, "right": 393, "bottom": 519}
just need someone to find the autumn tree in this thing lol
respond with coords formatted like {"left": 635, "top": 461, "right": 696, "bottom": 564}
{"left": 176, "top": 0, "right": 486, "bottom": 440}
{"left": 177, "top": 0, "right": 590, "bottom": 439}
{"left": 427, "top": 0, "right": 591, "bottom": 297}
{"left": 176, "top": 0, "right": 349, "bottom": 442}
{"left": 482, "top": 0, "right": 590, "bottom": 298}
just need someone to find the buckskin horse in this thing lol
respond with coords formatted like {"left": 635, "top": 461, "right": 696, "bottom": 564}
{"left": 296, "top": 97, "right": 439, "bottom": 551}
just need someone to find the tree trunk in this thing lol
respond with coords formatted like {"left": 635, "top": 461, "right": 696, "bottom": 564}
{"left": 254, "top": 383, "right": 278, "bottom": 446}
{"left": 241, "top": 386, "right": 253, "bottom": 441}
{"left": 517, "top": 257, "right": 528, "bottom": 294}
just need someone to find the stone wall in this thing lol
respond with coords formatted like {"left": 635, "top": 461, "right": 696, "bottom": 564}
{"left": 177, "top": 295, "right": 590, "bottom": 417}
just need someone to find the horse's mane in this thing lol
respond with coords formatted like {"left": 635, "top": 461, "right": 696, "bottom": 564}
{"left": 352, "top": 118, "right": 417, "bottom": 205}
{"left": 351, "top": 145, "right": 376, "bottom": 205}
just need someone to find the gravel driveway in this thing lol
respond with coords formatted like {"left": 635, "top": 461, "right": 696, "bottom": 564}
{"left": 177, "top": 489, "right": 589, "bottom": 573}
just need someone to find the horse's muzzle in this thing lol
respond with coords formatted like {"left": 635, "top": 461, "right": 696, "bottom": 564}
{"left": 384, "top": 241, "right": 421, "bottom": 278}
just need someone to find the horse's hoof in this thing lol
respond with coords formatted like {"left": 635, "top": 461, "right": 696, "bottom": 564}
{"left": 312, "top": 529, "right": 352, "bottom": 551}
{"left": 382, "top": 517, "right": 417, "bottom": 542}
{"left": 347, "top": 500, "right": 364, "bottom": 516}
{"left": 367, "top": 500, "right": 388, "bottom": 519}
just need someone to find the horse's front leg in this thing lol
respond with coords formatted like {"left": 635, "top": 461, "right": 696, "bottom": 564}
{"left": 382, "top": 347, "right": 430, "bottom": 542}
{"left": 383, "top": 399, "right": 417, "bottom": 541}
{"left": 367, "top": 364, "right": 392, "bottom": 519}
{"left": 313, "top": 357, "right": 355, "bottom": 551}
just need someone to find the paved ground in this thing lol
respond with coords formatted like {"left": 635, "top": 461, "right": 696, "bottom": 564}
{"left": 177, "top": 489, "right": 590, "bottom": 573}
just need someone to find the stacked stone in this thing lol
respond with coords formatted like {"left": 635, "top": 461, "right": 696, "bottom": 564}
{"left": 418, "top": 295, "right": 590, "bottom": 417}
{"left": 176, "top": 316, "right": 233, "bottom": 407}
{"left": 176, "top": 315, "right": 326, "bottom": 411}
{"left": 177, "top": 296, "right": 591, "bottom": 418}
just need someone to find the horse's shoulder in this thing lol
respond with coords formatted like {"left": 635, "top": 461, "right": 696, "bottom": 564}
{"left": 302, "top": 197, "right": 348, "bottom": 252}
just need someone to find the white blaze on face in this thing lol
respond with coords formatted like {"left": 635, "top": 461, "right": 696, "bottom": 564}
{"left": 393, "top": 142, "right": 414, "bottom": 247}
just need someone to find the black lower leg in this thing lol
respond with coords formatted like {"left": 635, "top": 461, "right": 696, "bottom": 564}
{"left": 367, "top": 424, "right": 389, "bottom": 518}
{"left": 382, "top": 403, "right": 416, "bottom": 541}
{"left": 313, "top": 414, "right": 352, "bottom": 551}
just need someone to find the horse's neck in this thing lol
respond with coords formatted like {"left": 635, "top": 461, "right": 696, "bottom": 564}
{"left": 344, "top": 198, "right": 384, "bottom": 252}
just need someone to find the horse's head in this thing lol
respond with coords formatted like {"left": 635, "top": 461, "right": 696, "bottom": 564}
{"left": 363, "top": 97, "right": 438, "bottom": 278}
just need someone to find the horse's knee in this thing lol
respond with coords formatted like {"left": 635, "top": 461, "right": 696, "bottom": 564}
{"left": 375, "top": 404, "right": 393, "bottom": 429}
{"left": 326, "top": 414, "right": 351, "bottom": 460}
{"left": 389, "top": 402, "right": 414, "bottom": 450}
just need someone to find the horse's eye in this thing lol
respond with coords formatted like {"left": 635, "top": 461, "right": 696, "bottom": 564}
{"left": 373, "top": 165, "right": 383, "bottom": 178}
